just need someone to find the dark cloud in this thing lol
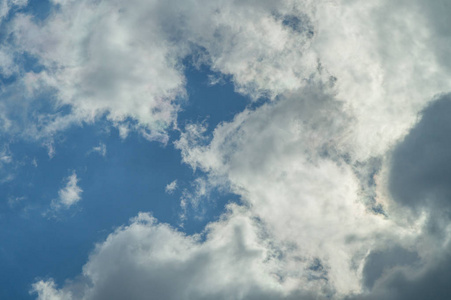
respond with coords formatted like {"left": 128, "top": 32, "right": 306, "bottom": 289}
{"left": 349, "top": 94, "right": 451, "bottom": 300}
{"left": 362, "top": 246, "right": 419, "bottom": 290}
{"left": 389, "top": 94, "right": 451, "bottom": 217}
{"left": 347, "top": 251, "right": 451, "bottom": 300}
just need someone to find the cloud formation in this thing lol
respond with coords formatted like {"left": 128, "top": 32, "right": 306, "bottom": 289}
{"left": 32, "top": 208, "right": 324, "bottom": 300}
{"left": 0, "top": 0, "right": 448, "bottom": 299}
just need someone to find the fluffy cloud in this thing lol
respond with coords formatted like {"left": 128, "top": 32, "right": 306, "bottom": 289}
{"left": 32, "top": 208, "right": 325, "bottom": 300}
{"left": 176, "top": 87, "right": 415, "bottom": 296}
{"left": 5, "top": 0, "right": 451, "bottom": 149}
{"left": 5, "top": 0, "right": 317, "bottom": 141}
{"left": 52, "top": 171, "right": 83, "bottom": 210}
{"left": 309, "top": 0, "right": 451, "bottom": 160}
{"left": 11, "top": 0, "right": 187, "bottom": 141}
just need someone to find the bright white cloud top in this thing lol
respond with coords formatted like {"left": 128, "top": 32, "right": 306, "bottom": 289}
{"left": 1, "top": 0, "right": 451, "bottom": 299}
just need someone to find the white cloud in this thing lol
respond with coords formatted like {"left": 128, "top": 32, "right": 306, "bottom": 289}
{"left": 10, "top": 0, "right": 187, "bottom": 140}
{"left": 52, "top": 171, "right": 83, "bottom": 210}
{"left": 2, "top": 0, "right": 315, "bottom": 139}
{"left": 90, "top": 143, "right": 107, "bottom": 157}
{"left": 32, "top": 208, "right": 329, "bottom": 300}
{"left": 164, "top": 180, "right": 177, "bottom": 194}
{"left": 176, "top": 88, "right": 416, "bottom": 295}
{"left": 4, "top": 0, "right": 450, "bottom": 152}
{"left": 178, "top": 177, "right": 215, "bottom": 223}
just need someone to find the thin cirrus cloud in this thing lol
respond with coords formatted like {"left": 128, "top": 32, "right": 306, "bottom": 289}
{"left": 0, "top": 0, "right": 449, "bottom": 299}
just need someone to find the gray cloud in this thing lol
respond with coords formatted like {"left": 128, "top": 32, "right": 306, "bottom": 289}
{"left": 347, "top": 251, "right": 451, "bottom": 300}
{"left": 362, "top": 246, "right": 419, "bottom": 290}
{"left": 389, "top": 94, "right": 451, "bottom": 218}
{"left": 346, "top": 94, "right": 451, "bottom": 300}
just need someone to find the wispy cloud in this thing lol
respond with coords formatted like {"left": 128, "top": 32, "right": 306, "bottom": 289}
{"left": 165, "top": 180, "right": 177, "bottom": 194}
{"left": 89, "top": 142, "right": 107, "bottom": 157}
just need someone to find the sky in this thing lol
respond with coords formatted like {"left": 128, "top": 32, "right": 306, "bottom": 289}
{"left": 0, "top": 0, "right": 451, "bottom": 299}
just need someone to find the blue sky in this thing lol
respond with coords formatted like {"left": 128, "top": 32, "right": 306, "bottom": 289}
{"left": 2, "top": 0, "right": 451, "bottom": 300}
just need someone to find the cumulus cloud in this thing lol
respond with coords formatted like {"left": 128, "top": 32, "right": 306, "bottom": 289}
{"left": 10, "top": 0, "right": 186, "bottom": 141}
{"left": 176, "top": 87, "right": 413, "bottom": 296}
{"left": 52, "top": 171, "right": 83, "bottom": 210}
{"left": 3, "top": 0, "right": 450, "bottom": 150}
{"left": 3, "top": 0, "right": 318, "bottom": 140}
{"left": 32, "top": 208, "right": 325, "bottom": 300}
{"left": 307, "top": 0, "right": 451, "bottom": 160}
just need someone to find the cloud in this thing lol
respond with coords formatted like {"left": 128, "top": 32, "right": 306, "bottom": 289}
{"left": 0, "top": 146, "right": 12, "bottom": 164}
{"left": 303, "top": 0, "right": 451, "bottom": 161}
{"left": 89, "top": 143, "right": 107, "bottom": 157}
{"left": 346, "top": 250, "right": 451, "bottom": 300}
{"left": 32, "top": 208, "right": 325, "bottom": 300}
{"left": 361, "top": 246, "right": 420, "bottom": 291}
{"left": 1, "top": 0, "right": 316, "bottom": 140}
{"left": 338, "top": 94, "right": 451, "bottom": 299}
{"left": 52, "top": 171, "right": 83, "bottom": 210}
{"left": 389, "top": 94, "right": 451, "bottom": 218}
{"left": 179, "top": 177, "right": 209, "bottom": 220}
{"left": 176, "top": 87, "right": 414, "bottom": 296}
{"left": 0, "top": 0, "right": 27, "bottom": 22}
{"left": 164, "top": 180, "right": 177, "bottom": 194}
{"left": 3, "top": 0, "right": 450, "bottom": 151}
{"left": 9, "top": 0, "right": 188, "bottom": 141}
{"left": 0, "top": 0, "right": 27, "bottom": 78}
{"left": 14, "top": 0, "right": 451, "bottom": 299}
{"left": 31, "top": 83, "right": 451, "bottom": 299}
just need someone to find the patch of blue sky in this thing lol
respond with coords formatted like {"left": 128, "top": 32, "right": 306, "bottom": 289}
{"left": 14, "top": 0, "right": 52, "bottom": 22}
{"left": 0, "top": 60, "right": 253, "bottom": 299}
